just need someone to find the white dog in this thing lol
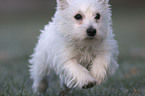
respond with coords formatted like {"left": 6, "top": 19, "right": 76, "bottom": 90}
{"left": 29, "top": 0, "right": 119, "bottom": 94}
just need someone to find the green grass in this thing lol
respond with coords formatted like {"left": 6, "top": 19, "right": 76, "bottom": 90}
{"left": 0, "top": 56, "right": 145, "bottom": 96}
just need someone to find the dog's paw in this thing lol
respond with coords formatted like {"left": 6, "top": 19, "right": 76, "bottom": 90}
{"left": 32, "top": 80, "right": 48, "bottom": 93}
{"left": 82, "top": 82, "right": 96, "bottom": 89}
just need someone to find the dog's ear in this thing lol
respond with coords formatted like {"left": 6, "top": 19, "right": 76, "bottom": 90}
{"left": 98, "top": 0, "right": 109, "bottom": 4}
{"left": 57, "top": 0, "right": 69, "bottom": 10}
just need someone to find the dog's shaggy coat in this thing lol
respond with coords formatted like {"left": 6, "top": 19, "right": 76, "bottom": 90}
{"left": 29, "top": 0, "right": 119, "bottom": 93}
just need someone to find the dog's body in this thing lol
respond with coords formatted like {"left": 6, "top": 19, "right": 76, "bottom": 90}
{"left": 29, "top": 0, "right": 119, "bottom": 93}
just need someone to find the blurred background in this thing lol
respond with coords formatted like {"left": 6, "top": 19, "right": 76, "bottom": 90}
{"left": 0, "top": 0, "right": 145, "bottom": 95}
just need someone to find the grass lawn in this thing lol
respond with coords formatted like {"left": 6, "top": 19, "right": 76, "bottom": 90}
{"left": 0, "top": 57, "right": 145, "bottom": 96}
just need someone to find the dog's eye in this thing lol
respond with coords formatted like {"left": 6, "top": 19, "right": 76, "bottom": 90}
{"left": 74, "top": 14, "right": 82, "bottom": 20}
{"left": 95, "top": 13, "right": 100, "bottom": 20}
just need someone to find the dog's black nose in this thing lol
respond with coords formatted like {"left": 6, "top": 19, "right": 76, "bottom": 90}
{"left": 87, "top": 27, "right": 96, "bottom": 37}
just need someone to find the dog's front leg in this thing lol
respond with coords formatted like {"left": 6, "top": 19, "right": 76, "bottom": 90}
{"left": 61, "top": 59, "right": 96, "bottom": 89}
{"left": 90, "top": 52, "right": 111, "bottom": 84}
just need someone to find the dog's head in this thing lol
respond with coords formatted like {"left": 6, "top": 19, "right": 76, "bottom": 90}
{"left": 55, "top": 0, "right": 112, "bottom": 43}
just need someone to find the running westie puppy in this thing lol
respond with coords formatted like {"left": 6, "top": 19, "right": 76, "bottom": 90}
{"left": 29, "top": 0, "right": 119, "bottom": 94}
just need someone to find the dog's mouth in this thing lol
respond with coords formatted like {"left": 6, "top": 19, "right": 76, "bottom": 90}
{"left": 86, "top": 36, "right": 96, "bottom": 40}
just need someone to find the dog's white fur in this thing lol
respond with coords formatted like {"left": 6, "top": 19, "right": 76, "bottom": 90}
{"left": 29, "top": 0, "right": 119, "bottom": 93}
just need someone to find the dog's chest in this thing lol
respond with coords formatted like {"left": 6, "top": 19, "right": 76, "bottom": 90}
{"left": 75, "top": 49, "right": 96, "bottom": 69}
